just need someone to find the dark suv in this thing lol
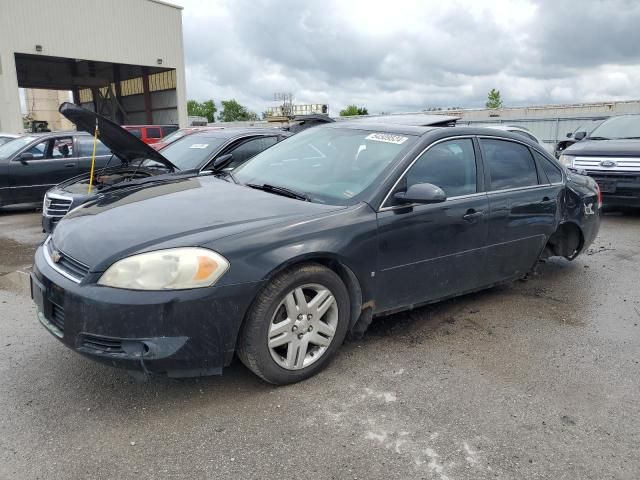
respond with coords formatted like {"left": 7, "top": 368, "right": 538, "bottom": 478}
{"left": 559, "top": 114, "right": 640, "bottom": 207}
{"left": 0, "top": 132, "right": 120, "bottom": 208}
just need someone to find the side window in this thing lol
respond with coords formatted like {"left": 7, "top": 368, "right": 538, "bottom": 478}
{"left": 480, "top": 139, "right": 539, "bottom": 190}
{"left": 77, "top": 137, "right": 112, "bottom": 157}
{"left": 403, "top": 138, "right": 477, "bottom": 198}
{"left": 146, "top": 127, "right": 162, "bottom": 139}
{"left": 51, "top": 137, "right": 74, "bottom": 158}
{"left": 163, "top": 126, "right": 178, "bottom": 136}
{"left": 127, "top": 128, "right": 142, "bottom": 139}
{"left": 227, "top": 137, "right": 278, "bottom": 168}
{"left": 534, "top": 150, "right": 563, "bottom": 183}
{"left": 25, "top": 140, "right": 49, "bottom": 160}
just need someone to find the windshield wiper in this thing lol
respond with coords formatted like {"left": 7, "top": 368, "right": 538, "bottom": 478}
{"left": 588, "top": 136, "right": 610, "bottom": 140}
{"left": 618, "top": 136, "right": 640, "bottom": 139}
{"left": 246, "top": 183, "right": 311, "bottom": 202}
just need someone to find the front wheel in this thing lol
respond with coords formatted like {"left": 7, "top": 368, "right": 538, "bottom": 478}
{"left": 237, "top": 263, "right": 350, "bottom": 384}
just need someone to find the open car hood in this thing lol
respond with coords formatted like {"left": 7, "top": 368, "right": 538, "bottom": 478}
{"left": 59, "top": 102, "right": 178, "bottom": 170}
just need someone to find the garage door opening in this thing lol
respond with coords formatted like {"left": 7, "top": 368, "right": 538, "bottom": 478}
{"left": 15, "top": 53, "right": 179, "bottom": 127}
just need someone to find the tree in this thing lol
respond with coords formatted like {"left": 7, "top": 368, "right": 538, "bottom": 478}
{"left": 485, "top": 89, "right": 503, "bottom": 109}
{"left": 187, "top": 99, "right": 217, "bottom": 122}
{"left": 218, "top": 99, "right": 258, "bottom": 122}
{"left": 340, "top": 105, "right": 369, "bottom": 116}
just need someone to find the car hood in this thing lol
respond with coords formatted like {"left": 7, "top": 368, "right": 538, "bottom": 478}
{"left": 564, "top": 138, "right": 640, "bottom": 157}
{"left": 51, "top": 176, "right": 343, "bottom": 270}
{"left": 59, "top": 102, "right": 178, "bottom": 169}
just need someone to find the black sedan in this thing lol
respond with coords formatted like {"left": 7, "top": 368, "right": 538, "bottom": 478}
{"left": 42, "top": 103, "right": 290, "bottom": 231}
{"left": 0, "top": 130, "right": 120, "bottom": 208}
{"left": 32, "top": 121, "right": 601, "bottom": 384}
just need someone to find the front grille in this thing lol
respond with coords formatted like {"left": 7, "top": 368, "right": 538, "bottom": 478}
{"left": 80, "top": 334, "right": 124, "bottom": 354}
{"left": 46, "top": 238, "right": 90, "bottom": 281}
{"left": 575, "top": 156, "right": 640, "bottom": 173}
{"left": 50, "top": 302, "right": 65, "bottom": 332}
{"left": 44, "top": 195, "right": 73, "bottom": 218}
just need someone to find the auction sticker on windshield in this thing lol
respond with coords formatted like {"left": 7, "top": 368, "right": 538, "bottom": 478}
{"left": 189, "top": 144, "right": 209, "bottom": 149}
{"left": 365, "top": 133, "right": 408, "bottom": 144}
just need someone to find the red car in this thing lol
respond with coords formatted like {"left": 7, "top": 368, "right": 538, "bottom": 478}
{"left": 122, "top": 125, "right": 179, "bottom": 145}
{"left": 150, "top": 126, "right": 225, "bottom": 150}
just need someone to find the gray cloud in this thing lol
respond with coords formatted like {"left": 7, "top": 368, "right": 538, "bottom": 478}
{"left": 176, "top": 0, "right": 640, "bottom": 115}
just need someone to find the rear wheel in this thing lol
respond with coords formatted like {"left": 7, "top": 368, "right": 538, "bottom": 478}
{"left": 237, "top": 263, "right": 350, "bottom": 384}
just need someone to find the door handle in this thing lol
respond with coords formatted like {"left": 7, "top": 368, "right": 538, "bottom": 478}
{"left": 463, "top": 209, "right": 484, "bottom": 221}
{"left": 64, "top": 163, "right": 75, "bottom": 167}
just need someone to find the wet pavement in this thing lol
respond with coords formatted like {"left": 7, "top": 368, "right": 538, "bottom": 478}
{"left": 0, "top": 208, "right": 638, "bottom": 479}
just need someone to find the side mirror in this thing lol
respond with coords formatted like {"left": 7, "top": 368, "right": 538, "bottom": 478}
{"left": 394, "top": 183, "right": 446, "bottom": 205}
{"left": 574, "top": 131, "right": 587, "bottom": 141}
{"left": 18, "top": 152, "right": 34, "bottom": 164}
{"left": 566, "top": 132, "right": 573, "bottom": 138}
{"left": 211, "top": 153, "right": 233, "bottom": 171}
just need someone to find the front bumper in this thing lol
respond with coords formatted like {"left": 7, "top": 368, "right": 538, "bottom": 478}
{"left": 32, "top": 245, "right": 263, "bottom": 377}
{"left": 588, "top": 172, "right": 640, "bottom": 207}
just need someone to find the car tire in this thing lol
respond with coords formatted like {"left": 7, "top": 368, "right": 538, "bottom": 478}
{"left": 237, "top": 262, "right": 350, "bottom": 385}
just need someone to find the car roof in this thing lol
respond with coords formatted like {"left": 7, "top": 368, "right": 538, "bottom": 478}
{"left": 0, "top": 132, "right": 19, "bottom": 138}
{"left": 325, "top": 121, "right": 439, "bottom": 136}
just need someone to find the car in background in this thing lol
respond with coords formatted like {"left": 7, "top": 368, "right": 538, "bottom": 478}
{"left": 122, "top": 124, "right": 179, "bottom": 145}
{"left": 42, "top": 103, "right": 291, "bottom": 231}
{"left": 0, "top": 133, "right": 19, "bottom": 146}
{"left": 0, "top": 131, "right": 121, "bottom": 208}
{"left": 554, "top": 119, "right": 604, "bottom": 158}
{"left": 149, "top": 126, "right": 225, "bottom": 151}
{"left": 559, "top": 114, "right": 640, "bottom": 207}
{"left": 470, "top": 124, "right": 548, "bottom": 150}
{"left": 32, "top": 121, "right": 600, "bottom": 384}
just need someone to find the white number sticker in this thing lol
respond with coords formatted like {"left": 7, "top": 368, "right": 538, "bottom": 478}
{"left": 365, "top": 133, "right": 408, "bottom": 144}
{"left": 189, "top": 143, "right": 209, "bottom": 149}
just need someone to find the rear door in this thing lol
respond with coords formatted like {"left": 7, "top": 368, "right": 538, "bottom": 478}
{"left": 8, "top": 136, "right": 79, "bottom": 203}
{"left": 375, "top": 137, "right": 489, "bottom": 311}
{"left": 479, "top": 137, "right": 558, "bottom": 283}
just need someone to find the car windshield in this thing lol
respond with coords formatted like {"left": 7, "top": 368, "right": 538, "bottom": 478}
{"left": 588, "top": 115, "right": 640, "bottom": 139}
{"left": 0, "top": 135, "right": 38, "bottom": 159}
{"left": 144, "top": 135, "right": 227, "bottom": 170}
{"left": 233, "top": 127, "right": 418, "bottom": 205}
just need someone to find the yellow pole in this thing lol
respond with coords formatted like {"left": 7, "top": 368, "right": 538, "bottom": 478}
{"left": 88, "top": 119, "right": 99, "bottom": 194}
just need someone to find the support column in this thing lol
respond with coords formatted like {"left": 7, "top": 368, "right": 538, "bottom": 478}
{"left": 142, "top": 67, "right": 153, "bottom": 124}
{"left": 0, "top": 51, "right": 25, "bottom": 133}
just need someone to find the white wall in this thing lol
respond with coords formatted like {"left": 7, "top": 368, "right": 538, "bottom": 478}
{"left": 0, "top": 0, "right": 186, "bottom": 132}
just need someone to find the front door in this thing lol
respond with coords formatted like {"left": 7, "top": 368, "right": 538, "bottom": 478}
{"left": 375, "top": 137, "right": 489, "bottom": 312}
{"left": 8, "top": 137, "right": 78, "bottom": 204}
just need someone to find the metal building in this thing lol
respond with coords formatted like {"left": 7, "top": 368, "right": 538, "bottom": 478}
{"left": 0, "top": 0, "right": 187, "bottom": 133}
{"left": 450, "top": 100, "right": 640, "bottom": 149}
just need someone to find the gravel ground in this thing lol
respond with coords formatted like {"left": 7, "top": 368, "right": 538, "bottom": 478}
{"left": 0, "top": 207, "right": 638, "bottom": 479}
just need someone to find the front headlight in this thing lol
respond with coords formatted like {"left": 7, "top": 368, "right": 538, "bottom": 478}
{"left": 558, "top": 154, "right": 575, "bottom": 167}
{"left": 98, "top": 247, "right": 229, "bottom": 290}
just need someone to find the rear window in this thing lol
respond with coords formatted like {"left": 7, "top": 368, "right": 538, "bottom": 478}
{"left": 534, "top": 151, "right": 563, "bottom": 184}
{"left": 77, "top": 137, "right": 113, "bottom": 157}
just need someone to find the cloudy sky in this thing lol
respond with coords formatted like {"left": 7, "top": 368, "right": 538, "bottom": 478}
{"left": 174, "top": 0, "right": 640, "bottom": 116}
